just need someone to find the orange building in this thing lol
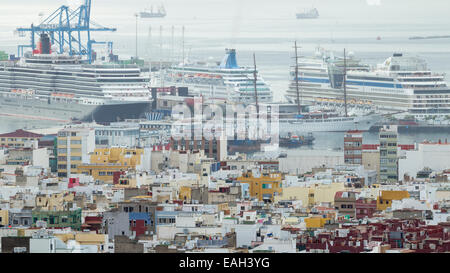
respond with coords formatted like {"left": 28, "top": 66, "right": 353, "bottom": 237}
{"left": 237, "top": 171, "right": 282, "bottom": 202}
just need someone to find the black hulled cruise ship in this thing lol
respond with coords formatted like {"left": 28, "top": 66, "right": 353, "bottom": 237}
{"left": 0, "top": 34, "right": 152, "bottom": 123}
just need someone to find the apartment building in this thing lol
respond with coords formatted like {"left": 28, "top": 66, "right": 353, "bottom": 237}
{"left": 56, "top": 127, "right": 95, "bottom": 178}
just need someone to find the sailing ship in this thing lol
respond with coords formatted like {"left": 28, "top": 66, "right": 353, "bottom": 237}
{"left": 279, "top": 43, "right": 382, "bottom": 133}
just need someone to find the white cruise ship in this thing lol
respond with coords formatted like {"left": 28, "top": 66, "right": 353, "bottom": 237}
{"left": 285, "top": 50, "right": 450, "bottom": 119}
{"left": 0, "top": 34, "right": 152, "bottom": 123}
{"left": 164, "top": 49, "right": 273, "bottom": 104}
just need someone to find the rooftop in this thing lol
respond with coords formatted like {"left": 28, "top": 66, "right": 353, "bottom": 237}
{"left": 0, "top": 129, "right": 43, "bottom": 138}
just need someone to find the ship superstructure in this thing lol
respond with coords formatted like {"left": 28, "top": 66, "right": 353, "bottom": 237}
{"left": 285, "top": 50, "right": 450, "bottom": 119}
{"left": 0, "top": 34, "right": 151, "bottom": 122}
{"left": 164, "top": 49, "right": 273, "bottom": 104}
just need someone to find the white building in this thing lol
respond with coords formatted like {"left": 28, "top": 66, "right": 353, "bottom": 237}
{"left": 399, "top": 142, "right": 450, "bottom": 181}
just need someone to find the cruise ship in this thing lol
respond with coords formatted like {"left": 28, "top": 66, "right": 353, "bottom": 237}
{"left": 285, "top": 49, "right": 450, "bottom": 119}
{"left": 0, "top": 34, "right": 152, "bottom": 123}
{"left": 164, "top": 49, "right": 273, "bottom": 104}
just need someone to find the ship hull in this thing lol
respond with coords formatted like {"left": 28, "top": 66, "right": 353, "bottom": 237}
{"left": 140, "top": 12, "right": 166, "bottom": 18}
{"left": 296, "top": 15, "right": 319, "bottom": 19}
{"left": 279, "top": 114, "right": 382, "bottom": 133}
{"left": 0, "top": 96, "right": 151, "bottom": 123}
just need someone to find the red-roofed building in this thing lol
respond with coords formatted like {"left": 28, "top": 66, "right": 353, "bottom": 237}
{"left": 334, "top": 191, "right": 358, "bottom": 218}
{"left": 0, "top": 129, "right": 43, "bottom": 148}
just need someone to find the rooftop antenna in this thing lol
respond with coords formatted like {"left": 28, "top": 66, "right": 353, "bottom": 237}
{"left": 343, "top": 48, "right": 348, "bottom": 117}
{"left": 294, "top": 41, "right": 302, "bottom": 115}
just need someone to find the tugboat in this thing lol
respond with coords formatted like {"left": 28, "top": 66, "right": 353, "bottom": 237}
{"left": 279, "top": 132, "right": 315, "bottom": 148}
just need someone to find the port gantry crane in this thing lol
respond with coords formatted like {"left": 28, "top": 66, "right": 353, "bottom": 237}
{"left": 16, "top": 0, "right": 116, "bottom": 63}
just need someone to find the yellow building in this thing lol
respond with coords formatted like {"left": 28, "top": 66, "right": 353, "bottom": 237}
{"left": 55, "top": 232, "right": 108, "bottom": 253}
{"left": 274, "top": 183, "right": 346, "bottom": 207}
{"left": 304, "top": 217, "right": 330, "bottom": 229}
{"left": 77, "top": 147, "right": 145, "bottom": 183}
{"left": 57, "top": 127, "right": 95, "bottom": 179}
{"left": 35, "top": 192, "right": 74, "bottom": 211}
{"left": 376, "top": 190, "right": 410, "bottom": 211}
{"left": 0, "top": 129, "right": 43, "bottom": 148}
{"left": 237, "top": 171, "right": 282, "bottom": 202}
{"left": 0, "top": 210, "right": 8, "bottom": 227}
{"left": 75, "top": 233, "right": 108, "bottom": 252}
{"left": 179, "top": 186, "right": 192, "bottom": 202}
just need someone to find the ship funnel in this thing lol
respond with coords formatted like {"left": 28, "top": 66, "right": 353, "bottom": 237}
{"left": 39, "top": 33, "right": 51, "bottom": 54}
{"left": 219, "top": 48, "right": 239, "bottom": 69}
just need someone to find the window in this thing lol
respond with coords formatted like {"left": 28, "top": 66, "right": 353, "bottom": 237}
{"left": 58, "top": 140, "right": 67, "bottom": 145}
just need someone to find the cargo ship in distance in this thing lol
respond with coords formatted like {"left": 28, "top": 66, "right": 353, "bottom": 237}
{"left": 296, "top": 8, "right": 319, "bottom": 19}
{"left": 0, "top": 34, "right": 152, "bottom": 123}
{"left": 140, "top": 4, "right": 166, "bottom": 18}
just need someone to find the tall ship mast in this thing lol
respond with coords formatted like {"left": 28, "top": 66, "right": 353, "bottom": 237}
{"left": 294, "top": 41, "right": 302, "bottom": 115}
{"left": 0, "top": 34, "right": 152, "bottom": 123}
